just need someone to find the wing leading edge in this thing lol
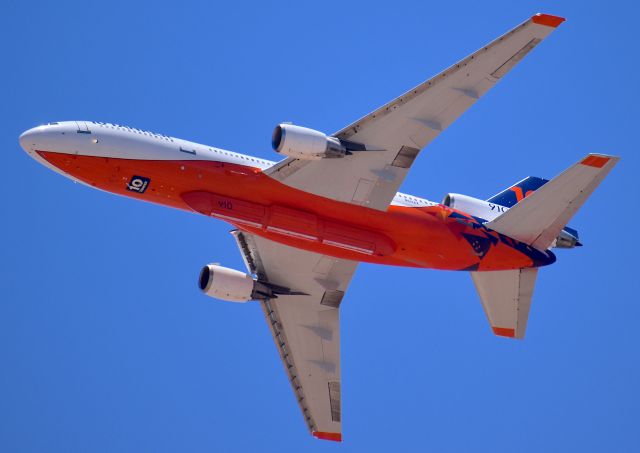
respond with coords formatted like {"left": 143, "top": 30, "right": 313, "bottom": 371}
{"left": 266, "top": 14, "right": 565, "bottom": 211}
{"left": 231, "top": 230, "right": 358, "bottom": 441}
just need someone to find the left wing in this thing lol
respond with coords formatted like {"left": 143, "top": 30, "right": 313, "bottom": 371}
{"left": 231, "top": 230, "right": 358, "bottom": 441}
{"left": 266, "top": 13, "right": 565, "bottom": 211}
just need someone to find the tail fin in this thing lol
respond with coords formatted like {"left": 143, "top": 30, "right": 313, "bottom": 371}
{"left": 471, "top": 268, "right": 538, "bottom": 339}
{"left": 486, "top": 175, "right": 581, "bottom": 248}
{"left": 486, "top": 176, "right": 549, "bottom": 208}
{"left": 485, "top": 154, "right": 619, "bottom": 250}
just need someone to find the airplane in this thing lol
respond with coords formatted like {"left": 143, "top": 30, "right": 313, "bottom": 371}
{"left": 19, "top": 13, "right": 618, "bottom": 442}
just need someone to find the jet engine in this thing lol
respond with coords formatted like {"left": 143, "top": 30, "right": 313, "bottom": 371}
{"left": 198, "top": 264, "right": 302, "bottom": 302}
{"left": 442, "top": 193, "right": 507, "bottom": 222}
{"left": 272, "top": 124, "right": 364, "bottom": 160}
{"left": 198, "top": 264, "right": 256, "bottom": 302}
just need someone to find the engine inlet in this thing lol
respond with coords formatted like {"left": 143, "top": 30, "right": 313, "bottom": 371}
{"left": 198, "top": 265, "right": 211, "bottom": 291}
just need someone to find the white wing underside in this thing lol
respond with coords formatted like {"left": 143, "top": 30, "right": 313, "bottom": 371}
{"left": 266, "top": 15, "right": 563, "bottom": 211}
{"left": 232, "top": 230, "right": 357, "bottom": 440}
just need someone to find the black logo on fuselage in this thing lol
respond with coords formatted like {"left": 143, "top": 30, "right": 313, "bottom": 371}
{"left": 127, "top": 175, "right": 150, "bottom": 194}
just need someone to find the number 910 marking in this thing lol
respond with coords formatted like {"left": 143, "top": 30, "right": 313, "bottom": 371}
{"left": 127, "top": 175, "right": 150, "bottom": 194}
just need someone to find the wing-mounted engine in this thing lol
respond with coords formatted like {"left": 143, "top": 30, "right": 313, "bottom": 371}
{"left": 198, "top": 264, "right": 304, "bottom": 302}
{"left": 272, "top": 124, "right": 366, "bottom": 160}
{"left": 442, "top": 193, "right": 506, "bottom": 222}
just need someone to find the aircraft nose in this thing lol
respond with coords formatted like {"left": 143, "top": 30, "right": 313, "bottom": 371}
{"left": 19, "top": 126, "right": 44, "bottom": 152}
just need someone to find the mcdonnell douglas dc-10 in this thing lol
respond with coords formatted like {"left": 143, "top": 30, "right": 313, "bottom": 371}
{"left": 20, "top": 13, "right": 618, "bottom": 442}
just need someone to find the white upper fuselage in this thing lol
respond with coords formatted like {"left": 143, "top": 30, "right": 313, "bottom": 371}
{"left": 19, "top": 121, "right": 437, "bottom": 208}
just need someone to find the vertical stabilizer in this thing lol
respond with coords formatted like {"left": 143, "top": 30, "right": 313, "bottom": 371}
{"left": 486, "top": 176, "right": 549, "bottom": 208}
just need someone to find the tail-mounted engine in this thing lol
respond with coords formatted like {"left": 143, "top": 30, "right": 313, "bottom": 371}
{"left": 198, "top": 264, "right": 304, "bottom": 302}
{"left": 272, "top": 124, "right": 366, "bottom": 160}
{"left": 442, "top": 193, "right": 506, "bottom": 222}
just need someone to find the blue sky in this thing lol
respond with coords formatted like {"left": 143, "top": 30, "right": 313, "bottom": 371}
{"left": 1, "top": 0, "right": 638, "bottom": 451}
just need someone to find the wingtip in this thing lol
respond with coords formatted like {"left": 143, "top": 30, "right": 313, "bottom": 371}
{"left": 532, "top": 13, "right": 566, "bottom": 28}
{"left": 313, "top": 431, "right": 342, "bottom": 442}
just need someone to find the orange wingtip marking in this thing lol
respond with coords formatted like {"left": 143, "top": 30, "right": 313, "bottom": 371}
{"left": 531, "top": 13, "right": 566, "bottom": 28}
{"left": 581, "top": 155, "right": 610, "bottom": 168}
{"left": 313, "top": 432, "right": 342, "bottom": 442}
{"left": 492, "top": 327, "right": 516, "bottom": 338}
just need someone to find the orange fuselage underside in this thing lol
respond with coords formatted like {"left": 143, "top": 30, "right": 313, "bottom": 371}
{"left": 38, "top": 151, "right": 554, "bottom": 271}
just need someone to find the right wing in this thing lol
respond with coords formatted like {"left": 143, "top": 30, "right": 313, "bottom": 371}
{"left": 231, "top": 230, "right": 358, "bottom": 441}
{"left": 266, "top": 14, "right": 565, "bottom": 211}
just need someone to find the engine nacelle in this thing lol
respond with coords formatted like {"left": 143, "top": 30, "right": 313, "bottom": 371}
{"left": 198, "top": 264, "right": 256, "bottom": 302}
{"left": 198, "top": 264, "right": 300, "bottom": 302}
{"left": 442, "top": 193, "right": 507, "bottom": 222}
{"left": 272, "top": 124, "right": 348, "bottom": 160}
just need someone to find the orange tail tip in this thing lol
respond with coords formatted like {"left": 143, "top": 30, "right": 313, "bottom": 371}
{"left": 581, "top": 155, "right": 610, "bottom": 168}
{"left": 313, "top": 431, "right": 342, "bottom": 442}
{"left": 531, "top": 13, "right": 566, "bottom": 28}
{"left": 492, "top": 327, "right": 516, "bottom": 338}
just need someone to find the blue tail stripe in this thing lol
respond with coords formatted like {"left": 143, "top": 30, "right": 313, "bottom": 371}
{"left": 487, "top": 175, "right": 580, "bottom": 247}
{"left": 487, "top": 176, "right": 549, "bottom": 208}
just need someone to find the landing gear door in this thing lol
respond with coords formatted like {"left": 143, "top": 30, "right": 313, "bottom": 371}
{"left": 75, "top": 121, "right": 91, "bottom": 134}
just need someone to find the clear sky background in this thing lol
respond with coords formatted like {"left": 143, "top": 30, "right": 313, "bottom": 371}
{"left": 1, "top": 1, "right": 638, "bottom": 451}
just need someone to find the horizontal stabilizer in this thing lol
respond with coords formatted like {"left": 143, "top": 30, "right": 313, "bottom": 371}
{"left": 471, "top": 268, "right": 538, "bottom": 339}
{"left": 486, "top": 154, "right": 619, "bottom": 250}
